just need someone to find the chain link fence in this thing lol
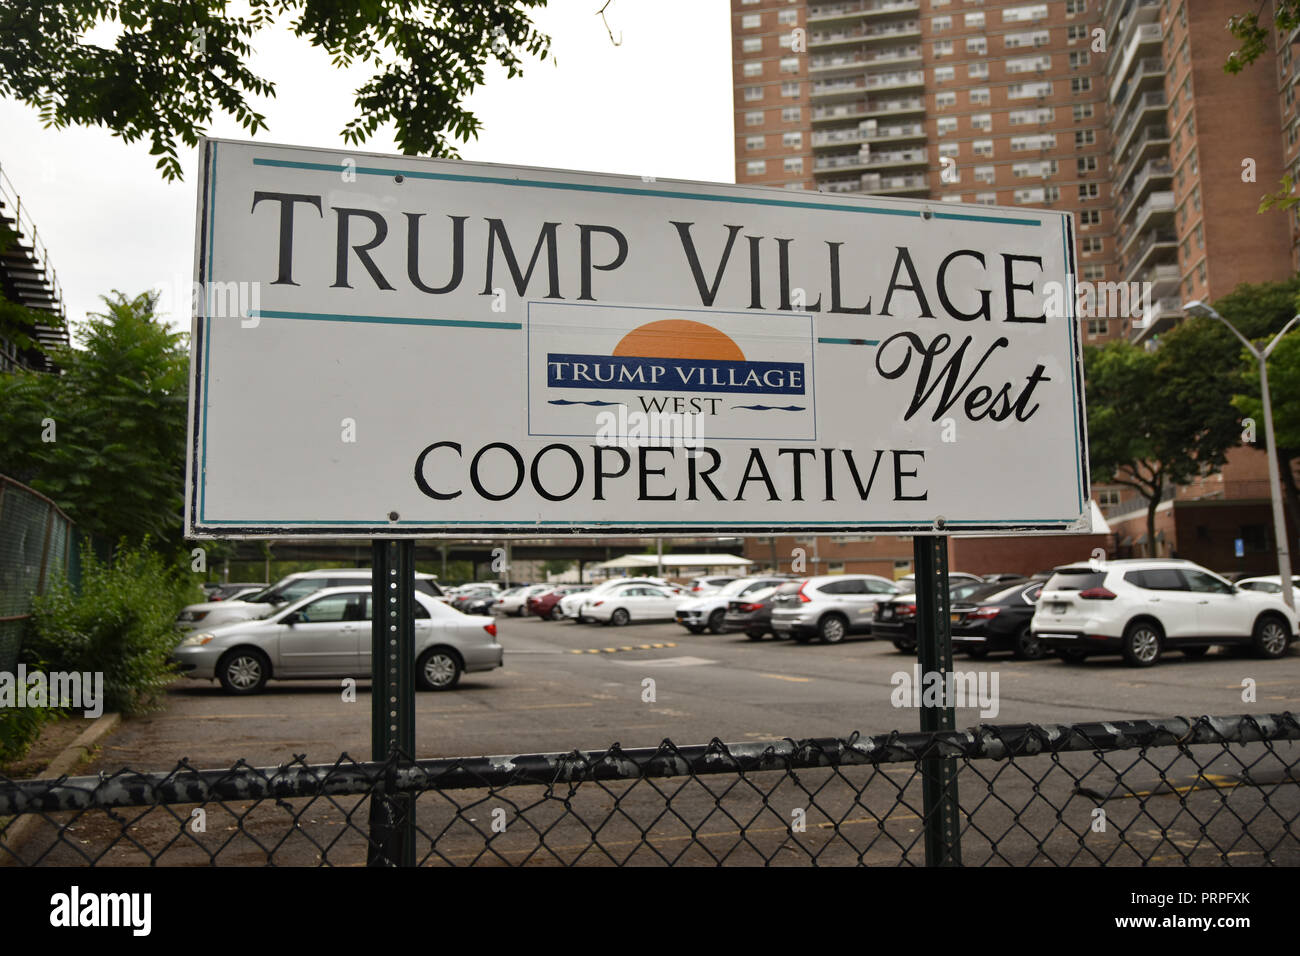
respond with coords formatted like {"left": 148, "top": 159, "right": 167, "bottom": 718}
{"left": 1, "top": 713, "right": 1295, "bottom": 866}
{"left": 0, "top": 474, "right": 81, "bottom": 675}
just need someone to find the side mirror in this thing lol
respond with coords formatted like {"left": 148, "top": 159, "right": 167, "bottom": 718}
{"left": 282, "top": 612, "right": 299, "bottom": 625}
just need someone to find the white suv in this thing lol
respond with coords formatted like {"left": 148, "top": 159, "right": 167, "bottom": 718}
{"left": 1033, "top": 559, "right": 1298, "bottom": 667}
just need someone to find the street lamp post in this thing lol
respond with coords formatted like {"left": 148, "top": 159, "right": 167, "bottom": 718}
{"left": 1183, "top": 300, "right": 1298, "bottom": 611}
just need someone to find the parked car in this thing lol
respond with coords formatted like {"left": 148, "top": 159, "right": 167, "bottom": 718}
{"left": 567, "top": 577, "right": 676, "bottom": 622}
{"left": 895, "top": 571, "right": 985, "bottom": 591}
{"left": 952, "top": 579, "right": 1047, "bottom": 659}
{"left": 172, "top": 586, "right": 501, "bottom": 693}
{"left": 724, "top": 582, "right": 797, "bottom": 640}
{"left": 1236, "top": 575, "right": 1300, "bottom": 604}
{"left": 1032, "top": 559, "right": 1299, "bottom": 667}
{"left": 769, "top": 575, "right": 901, "bottom": 644}
{"left": 495, "top": 584, "right": 547, "bottom": 616}
{"left": 683, "top": 575, "right": 739, "bottom": 597}
{"left": 528, "top": 585, "right": 590, "bottom": 620}
{"left": 176, "top": 569, "right": 442, "bottom": 633}
{"left": 207, "top": 583, "right": 270, "bottom": 602}
{"left": 586, "top": 584, "right": 681, "bottom": 625}
{"left": 450, "top": 584, "right": 504, "bottom": 613}
{"left": 675, "top": 575, "right": 793, "bottom": 634}
{"left": 871, "top": 578, "right": 1013, "bottom": 652}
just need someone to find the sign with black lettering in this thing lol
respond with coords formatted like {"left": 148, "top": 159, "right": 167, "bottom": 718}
{"left": 186, "top": 139, "right": 1089, "bottom": 537}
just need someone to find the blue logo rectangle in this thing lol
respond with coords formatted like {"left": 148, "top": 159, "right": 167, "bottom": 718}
{"left": 546, "top": 353, "right": 806, "bottom": 395}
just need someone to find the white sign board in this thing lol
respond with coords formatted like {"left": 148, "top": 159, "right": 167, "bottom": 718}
{"left": 186, "top": 139, "right": 1089, "bottom": 538}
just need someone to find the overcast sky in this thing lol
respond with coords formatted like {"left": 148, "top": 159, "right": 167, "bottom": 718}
{"left": 1, "top": 1, "right": 733, "bottom": 333}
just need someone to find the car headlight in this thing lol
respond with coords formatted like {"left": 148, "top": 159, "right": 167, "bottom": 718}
{"left": 179, "top": 633, "right": 215, "bottom": 647}
{"left": 177, "top": 610, "right": 209, "bottom": 623}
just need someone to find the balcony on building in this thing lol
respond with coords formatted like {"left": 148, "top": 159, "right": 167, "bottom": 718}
{"left": 1122, "top": 229, "right": 1178, "bottom": 282}
{"left": 1131, "top": 296, "right": 1183, "bottom": 345}
{"left": 1137, "top": 262, "right": 1182, "bottom": 300}
{"left": 812, "top": 120, "right": 925, "bottom": 149}
{"left": 1110, "top": 91, "right": 1166, "bottom": 161}
{"left": 809, "top": 19, "right": 920, "bottom": 49}
{"left": 811, "top": 96, "right": 925, "bottom": 127}
{"left": 1114, "top": 159, "right": 1173, "bottom": 225}
{"left": 1119, "top": 191, "right": 1175, "bottom": 251}
{"left": 1114, "top": 125, "right": 1171, "bottom": 193}
{"left": 1109, "top": 51, "right": 1165, "bottom": 117}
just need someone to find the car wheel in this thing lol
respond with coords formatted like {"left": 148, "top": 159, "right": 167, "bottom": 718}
{"left": 818, "top": 614, "right": 847, "bottom": 644}
{"left": 965, "top": 648, "right": 989, "bottom": 660}
{"left": 685, "top": 625, "right": 705, "bottom": 635}
{"left": 1012, "top": 626, "right": 1046, "bottom": 661}
{"left": 1182, "top": 645, "right": 1210, "bottom": 659}
{"left": 610, "top": 608, "right": 631, "bottom": 627}
{"left": 706, "top": 609, "right": 726, "bottom": 634}
{"left": 746, "top": 629, "right": 766, "bottom": 641}
{"left": 1252, "top": 614, "right": 1291, "bottom": 659}
{"left": 1121, "top": 621, "right": 1162, "bottom": 667}
{"left": 417, "top": 647, "right": 462, "bottom": 691}
{"left": 216, "top": 649, "right": 270, "bottom": 695}
{"left": 1057, "top": 647, "right": 1089, "bottom": 664}
{"left": 892, "top": 635, "right": 916, "bottom": 653}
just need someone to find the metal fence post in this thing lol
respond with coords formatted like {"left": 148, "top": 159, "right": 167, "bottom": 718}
{"left": 368, "top": 539, "right": 416, "bottom": 866}
{"left": 913, "top": 534, "right": 962, "bottom": 866}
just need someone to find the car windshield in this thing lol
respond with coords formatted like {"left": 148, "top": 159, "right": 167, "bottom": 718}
{"left": 744, "top": 586, "right": 778, "bottom": 602}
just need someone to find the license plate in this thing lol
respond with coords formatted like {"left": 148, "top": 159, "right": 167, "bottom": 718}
{"left": 950, "top": 612, "right": 961, "bottom": 623}
{"left": 878, "top": 608, "right": 893, "bottom": 620}
{"left": 1050, "top": 603, "right": 1067, "bottom": 614}
{"left": 773, "top": 620, "right": 791, "bottom": 630}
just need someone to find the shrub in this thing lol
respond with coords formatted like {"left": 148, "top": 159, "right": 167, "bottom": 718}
{"left": 26, "top": 544, "right": 203, "bottom": 716}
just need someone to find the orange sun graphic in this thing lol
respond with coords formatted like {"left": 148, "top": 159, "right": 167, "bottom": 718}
{"left": 612, "top": 320, "right": 745, "bottom": 362}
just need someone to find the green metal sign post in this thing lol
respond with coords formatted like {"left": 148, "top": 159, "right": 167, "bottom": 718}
{"left": 368, "top": 539, "right": 416, "bottom": 866}
{"left": 913, "top": 534, "right": 962, "bottom": 866}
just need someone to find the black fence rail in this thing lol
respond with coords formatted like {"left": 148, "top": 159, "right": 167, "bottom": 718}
{"left": 1, "top": 713, "right": 1296, "bottom": 866}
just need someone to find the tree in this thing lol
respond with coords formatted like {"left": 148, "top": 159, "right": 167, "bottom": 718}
{"left": 0, "top": 291, "right": 189, "bottom": 551}
{"left": 1086, "top": 319, "right": 1245, "bottom": 553}
{"left": 0, "top": 1, "right": 552, "bottom": 181}
{"left": 1226, "top": 5, "right": 1300, "bottom": 74}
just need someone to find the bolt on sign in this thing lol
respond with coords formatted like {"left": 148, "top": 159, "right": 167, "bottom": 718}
{"left": 186, "top": 139, "right": 1089, "bottom": 538}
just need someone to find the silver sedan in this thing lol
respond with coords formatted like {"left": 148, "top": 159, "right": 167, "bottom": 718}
{"left": 171, "top": 587, "right": 503, "bottom": 694}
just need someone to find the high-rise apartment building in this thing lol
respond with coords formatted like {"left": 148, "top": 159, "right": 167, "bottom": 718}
{"left": 731, "top": 0, "right": 1300, "bottom": 574}
{"left": 732, "top": 0, "right": 1295, "bottom": 345}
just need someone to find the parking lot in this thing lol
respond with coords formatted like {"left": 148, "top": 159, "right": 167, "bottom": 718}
{"left": 89, "top": 614, "right": 1300, "bottom": 771}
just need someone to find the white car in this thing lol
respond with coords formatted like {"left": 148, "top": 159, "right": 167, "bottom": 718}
{"left": 564, "top": 577, "right": 676, "bottom": 622}
{"left": 176, "top": 569, "right": 442, "bottom": 633}
{"left": 1033, "top": 559, "right": 1299, "bottom": 667}
{"left": 683, "top": 575, "right": 739, "bottom": 597}
{"left": 586, "top": 584, "right": 681, "bottom": 625}
{"left": 494, "top": 584, "right": 550, "bottom": 616}
{"left": 1236, "top": 575, "right": 1300, "bottom": 605}
{"left": 171, "top": 587, "right": 502, "bottom": 693}
{"left": 674, "top": 576, "right": 793, "bottom": 634}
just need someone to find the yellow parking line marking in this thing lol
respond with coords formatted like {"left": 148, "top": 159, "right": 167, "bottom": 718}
{"left": 760, "top": 673, "right": 811, "bottom": 683}
{"left": 569, "top": 643, "right": 681, "bottom": 655}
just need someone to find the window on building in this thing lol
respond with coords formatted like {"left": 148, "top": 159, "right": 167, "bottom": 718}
{"left": 745, "top": 110, "right": 764, "bottom": 126}
{"left": 746, "top": 160, "right": 767, "bottom": 175}
{"left": 971, "top": 113, "right": 992, "bottom": 130}
{"left": 744, "top": 86, "right": 764, "bottom": 101}
{"left": 1079, "top": 182, "right": 1100, "bottom": 200}
{"left": 781, "top": 81, "right": 800, "bottom": 97}
{"left": 935, "top": 91, "right": 958, "bottom": 108}
{"left": 975, "top": 165, "right": 996, "bottom": 183}
{"left": 935, "top": 65, "right": 956, "bottom": 82}
{"left": 778, "top": 8, "right": 798, "bottom": 25}
{"left": 784, "top": 157, "right": 803, "bottom": 173}
{"left": 973, "top": 139, "right": 994, "bottom": 156}
{"left": 742, "top": 13, "right": 761, "bottom": 29}
{"left": 781, "top": 106, "right": 801, "bottom": 122}
{"left": 744, "top": 62, "right": 763, "bottom": 77}
{"left": 1073, "top": 103, "right": 1094, "bottom": 120}
{"left": 1077, "top": 155, "right": 1099, "bottom": 173}
{"left": 969, "top": 87, "right": 991, "bottom": 104}
{"left": 780, "top": 56, "right": 800, "bottom": 73}
{"left": 968, "top": 61, "right": 989, "bottom": 78}
{"left": 743, "top": 37, "right": 762, "bottom": 53}
{"left": 745, "top": 135, "right": 764, "bottom": 151}
{"left": 1071, "top": 76, "right": 1092, "bottom": 93}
